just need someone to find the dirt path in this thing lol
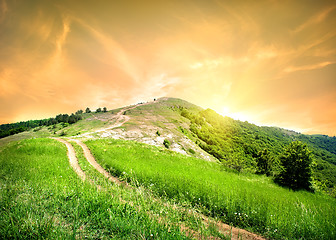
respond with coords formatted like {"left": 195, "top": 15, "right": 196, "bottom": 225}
{"left": 73, "top": 139, "right": 129, "bottom": 188}
{"left": 53, "top": 138, "right": 87, "bottom": 182}
{"left": 78, "top": 102, "right": 150, "bottom": 138}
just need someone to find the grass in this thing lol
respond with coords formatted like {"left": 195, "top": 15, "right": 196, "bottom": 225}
{"left": 70, "top": 141, "right": 231, "bottom": 239}
{"left": 86, "top": 138, "right": 336, "bottom": 240}
{"left": 0, "top": 138, "right": 192, "bottom": 239}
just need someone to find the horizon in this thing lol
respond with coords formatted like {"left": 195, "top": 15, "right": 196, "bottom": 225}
{"left": 0, "top": 0, "right": 335, "bottom": 136}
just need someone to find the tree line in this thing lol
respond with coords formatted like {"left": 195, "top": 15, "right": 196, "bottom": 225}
{"left": 0, "top": 107, "right": 108, "bottom": 139}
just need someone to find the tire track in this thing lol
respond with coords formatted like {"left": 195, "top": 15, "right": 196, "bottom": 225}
{"left": 53, "top": 137, "right": 87, "bottom": 182}
{"left": 73, "top": 139, "right": 129, "bottom": 188}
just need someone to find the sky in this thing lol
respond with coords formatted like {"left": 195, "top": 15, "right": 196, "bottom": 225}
{"left": 0, "top": 0, "right": 335, "bottom": 136}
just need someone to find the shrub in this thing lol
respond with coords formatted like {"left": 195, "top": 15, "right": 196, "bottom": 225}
{"left": 156, "top": 130, "right": 161, "bottom": 136}
{"left": 256, "top": 149, "right": 273, "bottom": 176}
{"left": 163, "top": 139, "right": 170, "bottom": 149}
{"left": 276, "top": 141, "right": 313, "bottom": 191}
{"left": 59, "top": 131, "right": 66, "bottom": 136}
{"left": 188, "top": 148, "right": 196, "bottom": 154}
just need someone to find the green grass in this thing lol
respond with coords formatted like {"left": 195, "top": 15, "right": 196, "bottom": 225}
{"left": 0, "top": 138, "right": 191, "bottom": 239}
{"left": 86, "top": 138, "right": 336, "bottom": 240}
{"left": 70, "top": 141, "right": 231, "bottom": 239}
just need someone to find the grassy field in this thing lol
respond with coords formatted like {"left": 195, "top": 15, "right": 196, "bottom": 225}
{"left": 86, "top": 138, "right": 336, "bottom": 240}
{"left": 0, "top": 138, "right": 194, "bottom": 239}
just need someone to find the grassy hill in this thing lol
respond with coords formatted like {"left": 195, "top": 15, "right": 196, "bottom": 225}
{"left": 1, "top": 97, "right": 336, "bottom": 239}
{"left": 169, "top": 105, "right": 336, "bottom": 196}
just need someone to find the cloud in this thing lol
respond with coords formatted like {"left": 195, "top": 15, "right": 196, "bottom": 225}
{"left": 284, "top": 61, "right": 335, "bottom": 73}
{"left": 294, "top": 5, "right": 336, "bottom": 33}
{"left": 71, "top": 16, "right": 140, "bottom": 83}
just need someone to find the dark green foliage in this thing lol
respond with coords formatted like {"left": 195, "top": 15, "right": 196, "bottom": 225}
{"left": 163, "top": 139, "right": 170, "bottom": 148}
{"left": 276, "top": 141, "right": 313, "bottom": 191}
{"left": 0, "top": 113, "right": 82, "bottom": 139}
{"left": 256, "top": 149, "right": 273, "bottom": 176}
{"left": 75, "top": 109, "right": 83, "bottom": 115}
{"left": 156, "top": 130, "right": 161, "bottom": 136}
{"left": 188, "top": 148, "right": 196, "bottom": 154}
{"left": 85, "top": 107, "right": 91, "bottom": 113}
{"left": 96, "top": 108, "right": 102, "bottom": 113}
{"left": 298, "top": 134, "right": 336, "bottom": 155}
{"left": 178, "top": 107, "right": 336, "bottom": 194}
{"left": 103, "top": 107, "right": 107, "bottom": 112}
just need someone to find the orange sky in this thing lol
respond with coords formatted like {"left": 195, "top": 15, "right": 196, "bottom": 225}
{"left": 0, "top": 0, "right": 335, "bottom": 136}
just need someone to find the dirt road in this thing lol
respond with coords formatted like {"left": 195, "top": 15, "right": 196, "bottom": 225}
{"left": 73, "top": 139, "right": 129, "bottom": 188}
{"left": 78, "top": 102, "right": 150, "bottom": 138}
{"left": 53, "top": 137, "right": 86, "bottom": 182}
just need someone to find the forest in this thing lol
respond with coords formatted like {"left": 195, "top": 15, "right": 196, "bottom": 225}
{"left": 179, "top": 108, "right": 336, "bottom": 196}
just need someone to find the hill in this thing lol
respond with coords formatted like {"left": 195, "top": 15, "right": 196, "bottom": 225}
{"left": 1, "top": 97, "right": 336, "bottom": 239}
{"left": 1, "top": 97, "right": 336, "bottom": 195}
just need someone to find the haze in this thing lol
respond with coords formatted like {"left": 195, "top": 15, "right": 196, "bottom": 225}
{"left": 0, "top": 0, "right": 335, "bottom": 136}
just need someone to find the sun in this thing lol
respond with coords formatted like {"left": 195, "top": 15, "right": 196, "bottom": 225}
{"left": 219, "top": 106, "right": 251, "bottom": 122}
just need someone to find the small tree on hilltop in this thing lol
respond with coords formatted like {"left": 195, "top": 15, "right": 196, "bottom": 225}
{"left": 96, "top": 108, "right": 102, "bottom": 113}
{"left": 276, "top": 141, "right": 313, "bottom": 191}
{"left": 103, "top": 107, "right": 107, "bottom": 112}
{"left": 85, "top": 107, "right": 91, "bottom": 113}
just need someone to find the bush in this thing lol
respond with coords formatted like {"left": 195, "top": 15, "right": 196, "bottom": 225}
{"left": 163, "top": 139, "right": 170, "bottom": 149}
{"left": 156, "top": 130, "right": 161, "bottom": 136}
{"left": 276, "top": 141, "right": 313, "bottom": 191}
{"left": 256, "top": 149, "right": 273, "bottom": 176}
{"left": 59, "top": 131, "right": 66, "bottom": 136}
{"left": 188, "top": 148, "right": 196, "bottom": 154}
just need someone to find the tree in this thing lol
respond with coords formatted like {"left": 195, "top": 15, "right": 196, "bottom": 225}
{"left": 103, "top": 107, "right": 107, "bottom": 112}
{"left": 76, "top": 109, "right": 83, "bottom": 115}
{"left": 256, "top": 148, "right": 273, "bottom": 176}
{"left": 85, "top": 107, "right": 91, "bottom": 113}
{"left": 276, "top": 141, "right": 313, "bottom": 191}
{"left": 96, "top": 108, "right": 102, "bottom": 113}
{"left": 68, "top": 114, "right": 76, "bottom": 124}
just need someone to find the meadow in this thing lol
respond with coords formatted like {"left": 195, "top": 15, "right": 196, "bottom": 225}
{"left": 0, "top": 138, "right": 194, "bottom": 239}
{"left": 86, "top": 138, "right": 336, "bottom": 240}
